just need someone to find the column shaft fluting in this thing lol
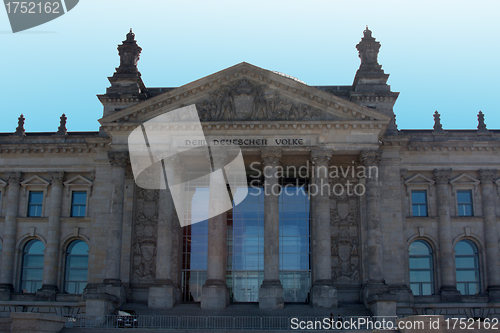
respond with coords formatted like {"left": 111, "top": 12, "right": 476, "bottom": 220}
{"left": 42, "top": 171, "right": 65, "bottom": 289}
{"left": 434, "top": 169, "right": 457, "bottom": 291}
{"left": 0, "top": 172, "right": 22, "bottom": 292}
{"left": 105, "top": 152, "right": 128, "bottom": 282}
{"left": 479, "top": 170, "right": 500, "bottom": 289}
{"left": 361, "top": 150, "right": 384, "bottom": 283}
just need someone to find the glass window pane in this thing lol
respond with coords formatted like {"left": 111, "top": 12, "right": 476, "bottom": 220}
{"left": 410, "top": 283, "right": 420, "bottom": 295}
{"left": 456, "top": 257, "right": 476, "bottom": 269}
{"left": 456, "top": 270, "right": 478, "bottom": 282}
{"left": 410, "top": 270, "right": 431, "bottom": 283}
{"left": 421, "top": 283, "right": 432, "bottom": 295}
{"left": 409, "top": 241, "right": 431, "bottom": 255}
{"left": 29, "top": 192, "right": 43, "bottom": 204}
{"left": 72, "top": 192, "right": 87, "bottom": 204}
{"left": 411, "top": 191, "right": 426, "bottom": 204}
{"left": 68, "top": 241, "right": 89, "bottom": 255}
{"left": 457, "top": 190, "right": 472, "bottom": 203}
{"left": 409, "top": 257, "right": 431, "bottom": 269}
{"left": 455, "top": 241, "right": 475, "bottom": 255}
{"left": 26, "top": 240, "right": 45, "bottom": 254}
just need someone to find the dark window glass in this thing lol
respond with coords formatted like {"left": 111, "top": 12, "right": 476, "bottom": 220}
{"left": 71, "top": 191, "right": 87, "bottom": 217}
{"left": 457, "top": 190, "right": 473, "bottom": 216}
{"left": 409, "top": 240, "right": 434, "bottom": 295}
{"left": 20, "top": 240, "right": 44, "bottom": 293}
{"left": 455, "top": 240, "right": 480, "bottom": 295}
{"left": 411, "top": 190, "right": 428, "bottom": 217}
{"left": 64, "top": 240, "right": 89, "bottom": 294}
{"left": 28, "top": 191, "right": 43, "bottom": 217}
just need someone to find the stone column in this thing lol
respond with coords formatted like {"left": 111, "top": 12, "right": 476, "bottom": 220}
{"left": 37, "top": 171, "right": 64, "bottom": 301}
{"left": 258, "top": 149, "right": 284, "bottom": 310}
{"left": 479, "top": 170, "right": 500, "bottom": 301}
{"left": 361, "top": 150, "right": 384, "bottom": 283}
{"left": 361, "top": 150, "right": 397, "bottom": 316}
{"left": 103, "top": 151, "right": 128, "bottom": 301}
{"left": 434, "top": 169, "right": 461, "bottom": 302}
{"left": 310, "top": 148, "right": 337, "bottom": 308}
{"left": 201, "top": 150, "right": 229, "bottom": 309}
{"left": 148, "top": 158, "right": 180, "bottom": 309}
{"left": 0, "top": 172, "right": 22, "bottom": 300}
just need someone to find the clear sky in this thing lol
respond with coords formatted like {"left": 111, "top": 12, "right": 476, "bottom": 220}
{"left": 1, "top": 0, "right": 498, "bottom": 133}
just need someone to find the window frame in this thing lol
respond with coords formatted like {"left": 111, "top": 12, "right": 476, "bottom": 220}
{"left": 411, "top": 190, "right": 429, "bottom": 217}
{"left": 456, "top": 189, "right": 474, "bottom": 217}
{"left": 409, "top": 239, "right": 435, "bottom": 296}
{"left": 70, "top": 190, "right": 88, "bottom": 218}
{"left": 20, "top": 239, "right": 45, "bottom": 293}
{"left": 455, "top": 239, "right": 481, "bottom": 295}
{"left": 63, "top": 239, "right": 89, "bottom": 294}
{"left": 27, "top": 191, "right": 45, "bottom": 217}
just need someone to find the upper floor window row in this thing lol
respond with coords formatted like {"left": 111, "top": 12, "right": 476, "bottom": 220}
{"left": 410, "top": 189, "right": 475, "bottom": 217}
{"left": 27, "top": 190, "right": 88, "bottom": 217}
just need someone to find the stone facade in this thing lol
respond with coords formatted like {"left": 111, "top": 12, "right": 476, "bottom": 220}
{"left": 0, "top": 28, "right": 499, "bottom": 320}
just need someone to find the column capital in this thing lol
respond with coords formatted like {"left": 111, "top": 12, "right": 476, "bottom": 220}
{"left": 261, "top": 149, "right": 282, "bottom": 167}
{"left": 433, "top": 169, "right": 452, "bottom": 184}
{"left": 108, "top": 151, "right": 130, "bottom": 168}
{"left": 5, "top": 172, "right": 22, "bottom": 185}
{"left": 360, "top": 150, "right": 382, "bottom": 167}
{"left": 479, "top": 169, "right": 497, "bottom": 183}
{"left": 48, "top": 171, "right": 65, "bottom": 185}
{"left": 310, "top": 148, "right": 333, "bottom": 165}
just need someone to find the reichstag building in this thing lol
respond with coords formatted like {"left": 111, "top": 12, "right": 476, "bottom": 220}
{"left": 0, "top": 27, "right": 499, "bottom": 320}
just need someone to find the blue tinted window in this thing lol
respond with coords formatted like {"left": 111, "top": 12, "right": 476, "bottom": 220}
{"left": 20, "top": 240, "right": 45, "bottom": 293}
{"left": 455, "top": 240, "right": 480, "bottom": 295}
{"left": 71, "top": 191, "right": 87, "bottom": 217}
{"left": 65, "top": 240, "right": 89, "bottom": 294}
{"left": 411, "top": 190, "right": 427, "bottom": 217}
{"left": 409, "top": 240, "right": 434, "bottom": 295}
{"left": 28, "top": 192, "right": 43, "bottom": 217}
{"left": 457, "top": 190, "right": 473, "bottom": 216}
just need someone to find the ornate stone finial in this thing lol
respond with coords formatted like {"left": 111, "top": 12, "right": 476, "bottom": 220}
{"left": 48, "top": 171, "right": 65, "bottom": 184}
{"left": 477, "top": 111, "right": 488, "bottom": 132}
{"left": 479, "top": 169, "right": 496, "bottom": 183}
{"left": 56, "top": 113, "right": 67, "bottom": 135}
{"left": 360, "top": 150, "right": 382, "bottom": 167}
{"left": 116, "top": 29, "right": 142, "bottom": 75}
{"left": 14, "top": 114, "right": 26, "bottom": 136}
{"left": 356, "top": 26, "right": 381, "bottom": 67}
{"left": 108, "top": 151, "right": 130, "bottom": 168}
{"left": 433, "top": 169, "right": 452, "bottom": 184}
{"left": 261, "top": 149, "right": 282, "bottom": 167}
{"left": 5, "top": 171, "right": 22, "bottom": 184}
{"left": 433, "top": 110, "right": 444, "bottom": 132}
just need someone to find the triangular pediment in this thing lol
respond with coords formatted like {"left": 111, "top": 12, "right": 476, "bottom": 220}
{"left": 405, "top": 174, "right": 435, "bottom": 186}
{"left": 63, "top": 175, "right": 93, "bottom": 187}
{"left": 99, "top": 62, "right": 391, "bottom": 128}
{"left": 21, "top": 175, "right": 50, "bottom": 187}
{"left": 450, "top": 173, "right": 480, "bottom": 185}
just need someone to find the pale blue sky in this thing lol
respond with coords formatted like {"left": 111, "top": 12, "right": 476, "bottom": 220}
{"left": 1, "top": 0, "right": 498, "bottom": 132}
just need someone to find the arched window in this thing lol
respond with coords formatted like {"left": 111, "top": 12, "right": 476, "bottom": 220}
{"left": 455, "top": 240, "right": 480, "bottom": 295}
{"left": 409, "top": 240, "right": 434, "bottom": 295}
{"left": 20, "top": 239, "right": 44, "bottom": 293}
{"left": 64, "top": 240, "right": 89, "bottom": 294}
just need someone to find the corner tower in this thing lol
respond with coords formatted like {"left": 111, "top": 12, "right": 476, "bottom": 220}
{"left": 349, "top": 27, "right": 399, "bottom": 134}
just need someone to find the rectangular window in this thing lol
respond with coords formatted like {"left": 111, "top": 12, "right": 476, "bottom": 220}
{"left": 71, "top": 191, "right": 87, "bottom": 217}
{"left": 457, "top": 190, "right": 473, "bottom": 216}
{"left": 27, "top": 191, "right": 43, "bottom": 217}
{"left": 411, "top": 190, "right": 428, "bottom": 217}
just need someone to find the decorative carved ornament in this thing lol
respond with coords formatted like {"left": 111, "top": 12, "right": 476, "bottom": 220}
{"left": 196, "top": 79, "right": 321, "bottom": 121}
{"left": 479, "top": 169, "right": 497, "bottom": 183}
{"left": 261, "top": 149, "right": 282, "bottom": 167}
{"left": 433, "top": 169, "right": 452, "bottom": 184}
{"left": 108, "top": 151, "right": 130, "bottom": 168}
{"left": 360, "top": 150, "right": 382, "bottom": 167}
{"left": 311, "top": 148, "right": 333, "bottom": 165}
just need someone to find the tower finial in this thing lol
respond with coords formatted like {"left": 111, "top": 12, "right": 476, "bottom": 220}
{"left": 116, "top": 29, "right": 142, "bottom": 74}
{"left": 477, "top": 110, "right": 488, "bottom": 132}
{"left": 14, "top": 114, "right": 26, "bottom": 136}
{"left": 57, "top": 113, "right": 68, "bottom": 135}
{"left": 433, "top": 110, "right": 444, "bottom": 132}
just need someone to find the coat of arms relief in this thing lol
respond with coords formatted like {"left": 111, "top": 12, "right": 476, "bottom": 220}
{"left": 330, "top": 177, "right": 361, "bottom": 285}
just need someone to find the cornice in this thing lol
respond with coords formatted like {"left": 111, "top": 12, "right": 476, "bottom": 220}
{"left": 0, "top": 142, "right": 111, "bottom": 155}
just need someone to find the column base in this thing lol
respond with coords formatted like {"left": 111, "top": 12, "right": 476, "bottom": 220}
{"left": 200, "top": 279, "right": 229, "bottom": 310}
{"left": 148, "top": 280, "right": 175, "bottom": 309}
{"left": 0, "top": 284, "right": 13, "bottom": 301}
{"left": 439, "top": 286, "right": 462, "bottom": 303}
{"left": 35, "top": 285, "right": 58, "bottom": 301}
{"left": 311, "top": 280, "right": 338, "bottom": 309}
{"left": 488, "top": 286, "right": 500, "bottom": 302}
{"left": 259, "top": 280, "right": 284, "bottom": 310}
{"left": 368, "top": 294, "right": 398, "bottom": 316}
